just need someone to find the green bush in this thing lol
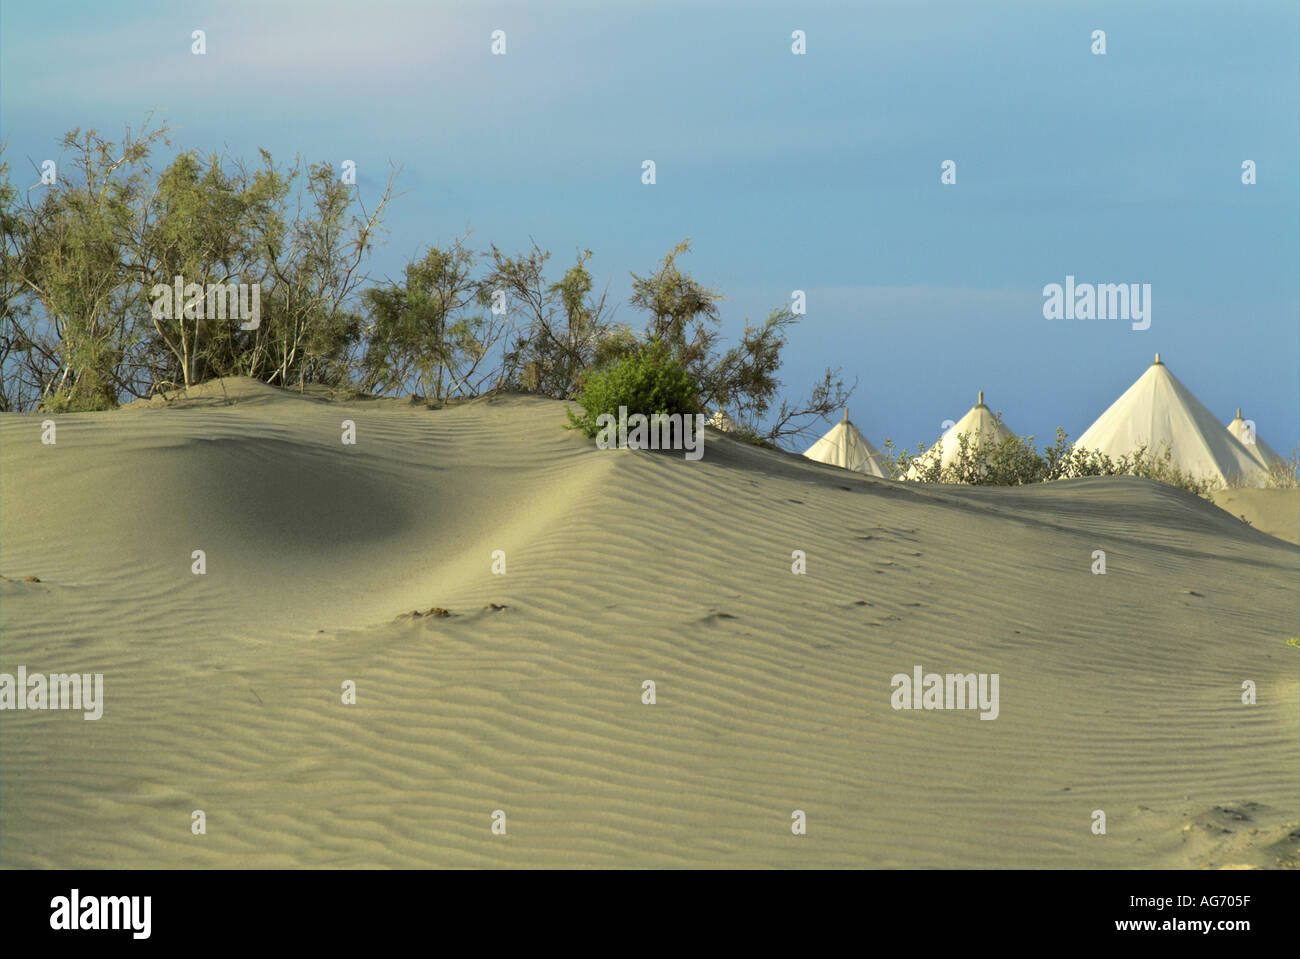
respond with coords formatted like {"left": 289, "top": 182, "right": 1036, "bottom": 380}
{"left": 884, "top": 426, "right": 1215, "bottom": 496}
{"left": 566, "top": 338, "right": 699, "bottom": 438}
{"left": 946, "top": 431, "right": 1047, "bottom": 485}
{"left": 1045, "top": 433, "right": 1214, "bottom": 495}
{"left": 882, "top": 428, "right": 1046, "bottom": 485}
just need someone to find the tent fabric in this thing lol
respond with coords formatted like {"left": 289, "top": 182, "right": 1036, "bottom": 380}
{"left": 1075, "top": 356, "right": 1267, "bottom": 487}
{"left": 803, "top": 414, "right": 889, "bottom": 477}
{"left": 707, "top": 410, "right": 739, "bottom": 433}
{"left": 1226, "top": 410, "right": 1286, "bottom": 473}
{"left": 905, "top": 394, "right": 1015, "bottom": 479}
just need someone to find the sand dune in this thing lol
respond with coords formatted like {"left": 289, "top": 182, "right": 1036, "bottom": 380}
{"left": 1209, "top": 489, "right": 1300, "bottom": 546}
{"left": 2, "top": 378, "right": 1296, "bottom": 868}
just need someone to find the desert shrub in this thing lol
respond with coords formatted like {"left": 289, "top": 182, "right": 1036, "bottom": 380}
{"left": 882, "top": 437, "right": 941, "bottom": 482}
{"left": 1118, "top": 446, "right": 1215, "bottom": 496}
{"left": 565, "top": 338, "right": 699, "bottom": 438}
{"left": 488, "top": 244, "right": 632, "bottom": 400}
{"left": 1046, "top": 436, "right": 1215, "bottom": 496}
{"left": 360, "top": 237, "right": 512, "bottom": 401}
{"left": 944, "top": 431, "right": 1047, "bottom": 485}
{"left": 2, "top": 124, "right": 397, "bottom": 409}
{"left": 1264, "top": 449, "right": 1300, "bottom": 489}
{"left": 729, "top": 422, "right": 775, "bottom": 448}
{"left": 882, "top": 429, "right": 1046, "bottom": 485}
{"left": 886, "top": 425, "right": 1215, "bottom": 496}
{"left": 629, "top": 240, "right": 851, "bottom": 446}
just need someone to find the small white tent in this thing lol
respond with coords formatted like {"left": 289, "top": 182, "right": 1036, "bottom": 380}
{"left": 1075, "top": 354, "right": 1266, "bottom": 487}
{"left": 1226, "top": 409, "right": 1286, "bottom": 475}
{"left": 905, "top": 391, "right": 1015, "bottom": 479}
{"left": 804, "top": 409, "right": 889, "bottom": 477}
{"left": 707, "top": 409, "right": 739, "bottom": 433}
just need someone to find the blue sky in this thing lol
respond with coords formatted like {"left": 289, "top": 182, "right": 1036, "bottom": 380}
{"left": 3, "top": 0, "right": 1297, "bottom": 452}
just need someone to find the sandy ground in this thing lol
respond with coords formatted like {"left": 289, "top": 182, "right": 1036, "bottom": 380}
{"left": 1209, "top": 488, "right": 1300, "bottom": 545}
{"left": 2, "top": 377, "right": 1297, "bottom": 868}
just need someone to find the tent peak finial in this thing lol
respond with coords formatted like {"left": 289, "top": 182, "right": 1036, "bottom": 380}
{"left": 1236, "top": 407, "right": 1242, "bottom": 419}
{"left": 1154, "top": 352, "right": 1162, "bottom": 365}
{"left": 978, "top": 390, "right": 984, "bottom": 406}
{"left": 843, "top": 407, "right": 848, "bottom": 423}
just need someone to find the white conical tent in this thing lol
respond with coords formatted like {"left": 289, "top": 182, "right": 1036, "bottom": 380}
{"left": 1226, "top": 409, "right": 1286, "bottom": 474}
{"left": 905, "top": 392, "right": 1015, "bottom": 479}
{"left": 804, "top": 410, "right": 888, "bottom": 477}
{"left": 1075, "top": 355, "right": 1267, "bottom": 487}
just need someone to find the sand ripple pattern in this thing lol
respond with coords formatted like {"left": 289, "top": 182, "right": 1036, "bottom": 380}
{"left": 2, "top": 383, "right": 1296, "bottom": 867}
